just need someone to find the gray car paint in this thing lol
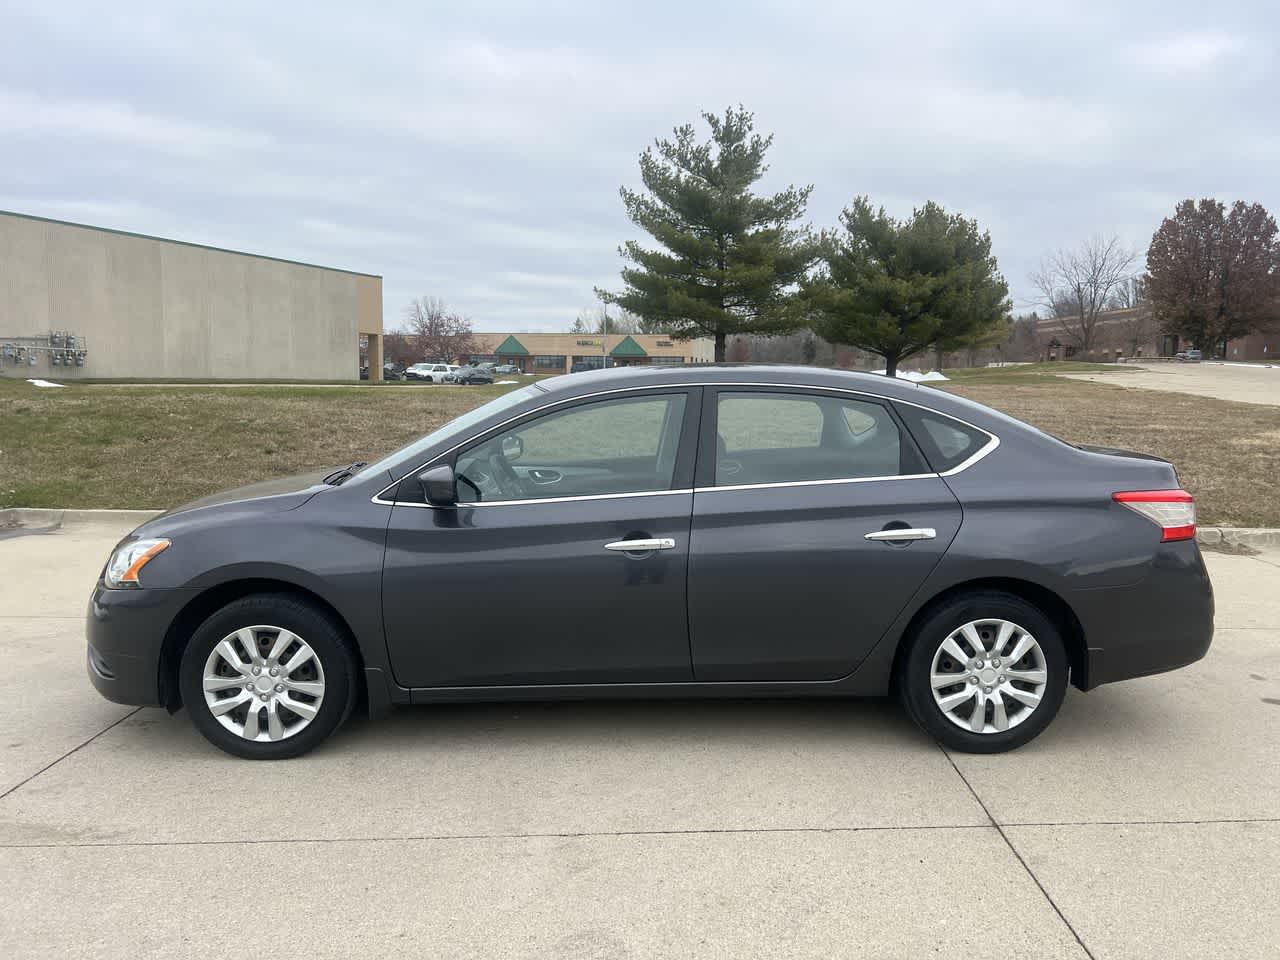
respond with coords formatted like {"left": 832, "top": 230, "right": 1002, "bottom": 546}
{"left": 86, "top": 364, "right": 1213, "bottom": 714}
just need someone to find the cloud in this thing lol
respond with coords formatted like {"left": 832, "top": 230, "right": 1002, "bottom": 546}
{"left": 0, "top": 89, "right": 272, "bottom": 155}
{"left": 1, "top": 0, "right": 1277, "bottom": 332}
{"left": 1133, "top": 31, "right": 1245, "bottom": 72}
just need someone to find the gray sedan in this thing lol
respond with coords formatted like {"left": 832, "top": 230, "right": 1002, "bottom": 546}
{"left": 87, "top": 365, "right": 1213, "bottom": 759}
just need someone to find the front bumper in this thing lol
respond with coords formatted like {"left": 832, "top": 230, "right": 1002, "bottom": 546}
{"left": 1072, "top": 541, "right": 1215, "bottom": 689}
{"left": 86, "top": 583, "right": 199, "bottom": 707}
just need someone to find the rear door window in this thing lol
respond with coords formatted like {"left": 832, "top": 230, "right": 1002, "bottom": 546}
{"left": 712, "top": 391, "right": 919, "bottom": 486}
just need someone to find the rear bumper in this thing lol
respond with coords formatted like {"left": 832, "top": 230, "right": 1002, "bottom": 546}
{"left": 1071, "top": 541, "right": 1214, "bottom": 689}
{"left": 86, "top": 583, "right": 198, "bottom": 707}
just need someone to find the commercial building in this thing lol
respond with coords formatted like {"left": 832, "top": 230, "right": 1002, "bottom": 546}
{"left": 1032, "top": 307, "right": 1276, "bottom": 362}
{"left": 468, "top": 331, "right": 714, "bottom": 375}
{"left": 0, "top": 210, "right": 384, "bottom": 381}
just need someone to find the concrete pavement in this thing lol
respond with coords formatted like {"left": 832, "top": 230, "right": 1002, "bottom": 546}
{"left": 1, "top": 519, "right": 1278, "bottom": 959}
{"left": 1062, "top": 360, "right": 1280, "bottom": 406}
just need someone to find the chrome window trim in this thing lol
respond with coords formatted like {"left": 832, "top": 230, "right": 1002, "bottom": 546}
{"left": 697, "top": 472, "right": 939, "bottom": 494}
{"left": 938, "top": 433, "right": 1000, "bottom": 475}
{"left": 371, "top": 380, "right": 1000, "bottom": 507}
{"left": 377, "top": 488, "right": 694, "bottom": 509}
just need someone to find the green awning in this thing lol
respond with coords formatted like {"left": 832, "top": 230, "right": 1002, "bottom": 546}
{"left": 494, "top": 335, "right": 530, "bottom": 356}
{"left": 609, "top": 335, "right": 647, "bottom": 357}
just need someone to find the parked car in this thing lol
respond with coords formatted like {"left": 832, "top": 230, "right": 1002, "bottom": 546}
{"left": 493, "top": 364, "right": 521, "bottom": 375}
{"left": 1176, "top": 349, "right": 1203, "bottom": 362}
{"left": 570, "top": 361, "right": 596, "bottom": 373}
{"left": 452, "top": 364, "right": 495, "bottom": 385}
{"left": 383, "top": 362, "right": 406, "bottom": 381}
{"left": 87, "top": 365, "right": 1213, "bottom": 759}
{"left": 359, "top": 365, "right": 369, "bottom": 381}
{"left": 405, "top": 363, "right": 455, "bottom": 383}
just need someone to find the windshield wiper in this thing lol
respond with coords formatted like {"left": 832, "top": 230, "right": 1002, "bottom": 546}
{"left": 323, "top": 462, "right": 367, "bottom": 486}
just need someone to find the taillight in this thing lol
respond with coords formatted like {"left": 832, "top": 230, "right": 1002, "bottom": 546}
{"left": 1112, "top": 489, "right": 1196, "bottom": 542}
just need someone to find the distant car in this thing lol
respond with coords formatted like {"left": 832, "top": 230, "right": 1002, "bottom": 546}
{"left": 383, "top": 363, "right": 406, "bottom": 381}
{"left": 570, "top": 361, "right": 596, "bottom": 373}
{"left": 493, "top": 364, "right": 521, "bottom": 374}
{"left": 1176, "top": 349, "right": 1202, "bottom": 362}
{"left": 452, "top": 364, "right": 495, "bottom": 385}
{"left": 405, "top": 363, "right": 455, "bottom": 383}
{"left": 359, "top": 366, "right": 369, "bottom": 381}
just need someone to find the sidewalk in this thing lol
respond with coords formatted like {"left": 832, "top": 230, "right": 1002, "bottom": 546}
{"left": 1, "top": 518, "right": 1277, "bottom": 958}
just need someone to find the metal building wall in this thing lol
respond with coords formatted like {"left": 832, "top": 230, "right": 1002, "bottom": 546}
{"left": 0, "top": 211, "right": 382, "bottom": 380}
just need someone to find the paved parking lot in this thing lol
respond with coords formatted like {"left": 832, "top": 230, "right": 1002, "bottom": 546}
{"left": 2, "top": 518, "right": 1278, "bottom": 959}
{"left": 1063, "top": 361, "right": 1280, "bottom": 406}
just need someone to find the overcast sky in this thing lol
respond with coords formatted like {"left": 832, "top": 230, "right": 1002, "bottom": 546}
{"left": 3, "top": 1, "right": 1276, "bottom": 332}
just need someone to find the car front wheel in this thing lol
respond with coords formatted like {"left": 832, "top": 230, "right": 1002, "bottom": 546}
{"left": 899, "top": 591, "right": 1068, "bottom": 754}
{"left": 179, "top": 593, "right": 358, "bottom": 760}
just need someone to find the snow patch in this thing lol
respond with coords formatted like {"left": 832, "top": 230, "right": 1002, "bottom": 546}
{"left": 26, "top": 379, "right": 65, "bottom": 388}
{"left": 869, "top": 370, "right": 950, "bottom": 382}
{"left": 494, "top": 379, "right": 519, "bottom": 385}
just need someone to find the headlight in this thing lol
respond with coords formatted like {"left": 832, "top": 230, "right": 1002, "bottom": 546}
{"left": 104, "top": 538, "right": 171, "bottom": 588}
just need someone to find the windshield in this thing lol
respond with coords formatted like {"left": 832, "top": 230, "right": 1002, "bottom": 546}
{"left": 354, "top": 383, "right": 545, "bottom": 480}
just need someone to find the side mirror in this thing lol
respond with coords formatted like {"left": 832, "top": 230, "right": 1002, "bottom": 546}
{"left": 500, "top": 434, "right": 524, "bottom": 461}
{"left": 417, "top": 464, "right": 458, "bottom": 506}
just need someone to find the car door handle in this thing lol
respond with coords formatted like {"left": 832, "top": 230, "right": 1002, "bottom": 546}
{"left": 864, "top": 527, "right": 936, "bottom": 542}
{"left": 604, "top": 538, "right": 676, "bottom": 553}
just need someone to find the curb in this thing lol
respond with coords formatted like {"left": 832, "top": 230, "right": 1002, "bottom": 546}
{"left": 0, "top": 507, "right": 162, "bottom": 530}
{"left": 1196, "top": 527, "right": 1280, "bottom": 549}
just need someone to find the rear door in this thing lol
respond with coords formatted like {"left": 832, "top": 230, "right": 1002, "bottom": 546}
{"left": 687, "top": 387, "right": 963, "bottom": 681}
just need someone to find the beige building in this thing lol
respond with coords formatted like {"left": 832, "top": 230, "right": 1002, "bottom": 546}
{"left": 1032, "top": 307, "right": 1277, "bottom": 363}
{"left": 468, "top": 331, "right": 714, "bottom": 375}
{"left": 0, "top": 210, "right": 384, "bottom": 381}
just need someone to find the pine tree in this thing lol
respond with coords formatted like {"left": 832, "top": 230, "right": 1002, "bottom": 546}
{"left": 808, "top": 198, "right": 1010, "bottom": 376}
{"left": 597, "top": 107, "right": 815, "bottom": 361}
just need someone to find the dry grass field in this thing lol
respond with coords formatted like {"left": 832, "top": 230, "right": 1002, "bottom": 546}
{"left": 937, "top": 364, "right": 1280, "bottom": 527}
{"left": 2, "top": 364, "right": 1276, "bottom": 526}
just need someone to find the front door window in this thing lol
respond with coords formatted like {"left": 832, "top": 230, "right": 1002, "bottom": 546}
{"left": 455, "top": 393, "right": 688, "bottom": 502}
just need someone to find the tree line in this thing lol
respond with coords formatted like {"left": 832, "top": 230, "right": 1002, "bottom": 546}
{"left": 599, "top": 106, "right": 1279, "bottom": 372}
{"left": 388, "top": 107, "right": 1278, "bottom": 374}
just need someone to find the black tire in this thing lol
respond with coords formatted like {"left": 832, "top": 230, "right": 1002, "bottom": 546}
{"left": 179, "top": 593, "right": 358, "bottom": 760}
{"left": 898, "top": 590, "right": 1068, "bottom": 754}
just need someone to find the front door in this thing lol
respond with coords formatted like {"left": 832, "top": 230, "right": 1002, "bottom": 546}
{"left": 688, "top": 388, "right": 963, "bottom": 681}
{"left": 382, "top": 388, "right": 700, "bottom": 688}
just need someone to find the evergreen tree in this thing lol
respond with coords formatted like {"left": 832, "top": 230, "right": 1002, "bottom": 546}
{"left": 598, "top": 107, "right": 815, "bottom": 361}
{"left": 807, "top": 198, "right": 1010, "bottom": 376}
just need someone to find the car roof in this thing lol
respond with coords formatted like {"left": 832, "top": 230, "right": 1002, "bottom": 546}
{"left": 531, "top": 363, "right": 1031, "bottom": 437}
{"left": 537, "top": 363, "right": 928, "bottom": 400}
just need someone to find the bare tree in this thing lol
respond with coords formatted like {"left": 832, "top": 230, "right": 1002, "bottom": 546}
{"left": 1008, "top": 314, "right": 1045, "bottom": 362}
{"left": 1107, "top": 277, "right": 1145, "bottom": 310}
{"left": 1030, "top": 236, "right": 1137, "bottom": 355}
{"left": 1111, "top": 309, "right": 1156, "bottom": 357}
{"left": 381, "top": 332, "right": 419, "bottom": 367}
{"left": 572, "top": 307, "right": 641, "bottom": 335}
{"left": 403, "top": 297, "right": 477, "bottom": 364}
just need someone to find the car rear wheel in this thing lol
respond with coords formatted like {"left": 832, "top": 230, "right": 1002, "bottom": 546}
{"left": 179, "top": 594, "right": 358, "bottom": 760}
{"left": 899, "top": 591, "right": 1068, "bottom": 754}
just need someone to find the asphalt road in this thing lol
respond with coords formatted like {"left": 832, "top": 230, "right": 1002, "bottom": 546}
{"left": 2, "top": 519, "right": 1278, "bottom": 959}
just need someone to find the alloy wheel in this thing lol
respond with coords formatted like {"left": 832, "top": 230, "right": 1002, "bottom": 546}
{"left": 929, "top": 618, "right": 1048, "bottom": 735}
{"left": 201, "top": 625, "right": 326, "bottom": 742}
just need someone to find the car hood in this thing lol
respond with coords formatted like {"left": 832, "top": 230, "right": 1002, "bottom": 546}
{"left": 152, "top": 469, "right": 332, "bottom": 522}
